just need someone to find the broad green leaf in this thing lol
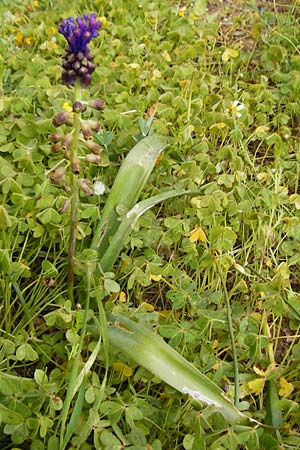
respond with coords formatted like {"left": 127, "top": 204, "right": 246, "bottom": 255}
{"left": 16, "top": 343, "right": 38, "bottom": 361}
{"left": 0, "top": 205, "right": 12, "bottom": 229}
{"left": 0, "top": 403, "right": 23, "bottom": 425}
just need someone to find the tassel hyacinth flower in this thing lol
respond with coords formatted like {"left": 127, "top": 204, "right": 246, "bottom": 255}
{"left": 59, "top": 13, "right": 101, "bottom": 87}
{"left": 51, "top": 13, "right": 104, "bottom": 301}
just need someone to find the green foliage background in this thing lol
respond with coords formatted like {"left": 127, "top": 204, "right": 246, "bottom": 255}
{"left": 1, "top": 0, "right": 300, "bottom": 448}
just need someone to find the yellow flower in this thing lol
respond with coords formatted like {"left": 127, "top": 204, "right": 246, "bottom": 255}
{"left": 15, "top": 31, "right": 23, "bottom": 46}
{"left": 63, "top": 102, "right": 73, "bottom": 113}
{"left": 47, "top": 27, "right": 57, "bottom": 36}
{"left": 178, "top": 7, "right": 186, "bottom": 17}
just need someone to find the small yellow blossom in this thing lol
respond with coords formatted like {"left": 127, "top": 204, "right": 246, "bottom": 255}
{"left": 179, "top": 79, "right": 188, "bottom": 88}
{"left": 47, "top": 27, "right": 57, "bottom": 36}
{"left": 33, "top": 0, "right": 39, "bottom": 7}
{"left": 48, "top": 41, "right": 57, "bottom": 50}
{"left": 178, "top": 6, "right": 186, "bottom": 17}
{"left": 15, "top": 31, "right": 23, "bottom": 46}
{"left": 99, "top": 16, "right": 110, "bottom": 27}
{"left": 63, "top": 102, "right": 73, "bottom": 113}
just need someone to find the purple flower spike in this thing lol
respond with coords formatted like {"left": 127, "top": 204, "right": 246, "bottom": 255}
{"left": 58, "top": 13, "right": 101, "bottom": 87}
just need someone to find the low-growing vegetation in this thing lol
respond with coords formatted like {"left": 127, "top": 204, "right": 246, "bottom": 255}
{"left": 1, "top": 0, "right": 300, "bottom": 449}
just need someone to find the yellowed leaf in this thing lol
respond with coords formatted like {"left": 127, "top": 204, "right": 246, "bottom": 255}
{"left": 279, "top": 377, "right": 294, "bottom": 397}
{"left": 162, "top": 50, "right": 171, "bottom": 62}
{"left": 127, "top": 63, "right": 140, "bottom": 69}
{"left": 253, "top": 364, "right": 275, "bottom": 378}
{"left": 152, "top": 69, "right": 161, "bottom": 79}
{"left": 179, "top": 79, "right": 188, "bottom": 88}
{"left": 112, "top": 361, "right": 133, "bottom": 378}
{"left": 140, "top": 302, "right": 154, "bottom": 312}
{"left": 119, "top": 291, "right": 127, "bottom": 303}
{"left": 253, "top": 366, "right": 266, "bottom": 377}
{"left": 212, "top": 361, "right": 220, "bottom": 371}
{"left": 250, "top": 312, "right": 261, "bottom": 322}
{"left": 222, "top": 48, "right": 239, "bottom": 63}
{"left": 247, "top": 378, "right": 265, "bottom": 395}
{"left": 189, "top": 225, "right": 207, "bottom": 243}
{"left": 150, "top": 274, "right": 162, "bottom": 281}
{"left": 210, "top": 122, "right": 227, "bottom": 130}
{"left": 212, "top": 339, "right": 218, "bottom": 349}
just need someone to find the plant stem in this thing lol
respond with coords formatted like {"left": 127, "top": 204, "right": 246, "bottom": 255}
{"left": 60, "top": 270, "right": 92, "bottom": 449}
{"left": 67, "top": 81, "right": 81, "bottom": 303}
{"left": 216, "top": 257, "right": 240, "bottom": 407}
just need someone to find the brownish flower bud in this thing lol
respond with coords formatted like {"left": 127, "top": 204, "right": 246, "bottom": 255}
{"left": 79, "top": 178, "right": 93, "bottom": 196}
{"left": 64, "top": 150, "right": 70, "bottom": 160}
{"left": 52, "top": 111, "right": 73, "bottom": 127}
{"left": 50, "top": 167, "right": 66, "bottom": 184}
{"left": 72, "top": 101, "right": 86, "bottom": 113}
{"left": 85, "top": 140, "right": 101, "bottom": 154}
{"left": 85, "top": 119, "right": 100, "bottom": 132}
{"left": 60, "top": 199, "right": 70, "bottom": 213}
{"left": 89, "top": 99, "right": 105, "bottom": 110}
{"left": 51, "top": 142, "right": 62, "bottom": 153}
{"left": 85, "top": 153, "right": 100, "bottom": 164}
{"left": 62, "top": 133, "right": 73, "bottom": 150}
{"left": 63, "top": 184, "right": 71, "bottom": 193}
{"left": 49, "top": 132, "right": 64, "bottom": 142}
{"left": 71, "top": 158, "right": 81, "bottom": 174}
{"left": 80, "top": 121, "right": 93, "bottom": 139}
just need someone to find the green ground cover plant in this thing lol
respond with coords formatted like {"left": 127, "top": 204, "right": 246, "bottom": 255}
{"left": 1, "top": 0, "right": 300, "bottom": 448}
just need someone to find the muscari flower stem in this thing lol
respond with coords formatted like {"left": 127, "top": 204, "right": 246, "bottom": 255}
{"left": 67, "top": 80, "right": 82, "bottom": 302}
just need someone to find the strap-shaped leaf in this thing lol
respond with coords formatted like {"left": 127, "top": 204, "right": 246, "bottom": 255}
{"left": 91, "top": 134, "right": 168, "bottom": 257}
{"left": 108, "top": 314, "right": 247, "bottom": 424}
{"left": 99, "top": 189, "right": 196, "bottom": 272}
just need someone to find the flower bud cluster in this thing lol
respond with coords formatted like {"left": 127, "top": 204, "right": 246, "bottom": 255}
{"left": 49, "top": 99, "right": 105, "bottom": 196}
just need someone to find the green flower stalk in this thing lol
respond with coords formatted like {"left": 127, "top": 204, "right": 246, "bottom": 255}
{"left": 67, "top": 82, "right": 81, "bottom": 299}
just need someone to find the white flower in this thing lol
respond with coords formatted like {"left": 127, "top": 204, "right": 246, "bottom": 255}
{"left": 226, "top": 100, "right": 245, "bottom": 118}
{"left": 93, "top": 181, "right": 106, "bottom": 195}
